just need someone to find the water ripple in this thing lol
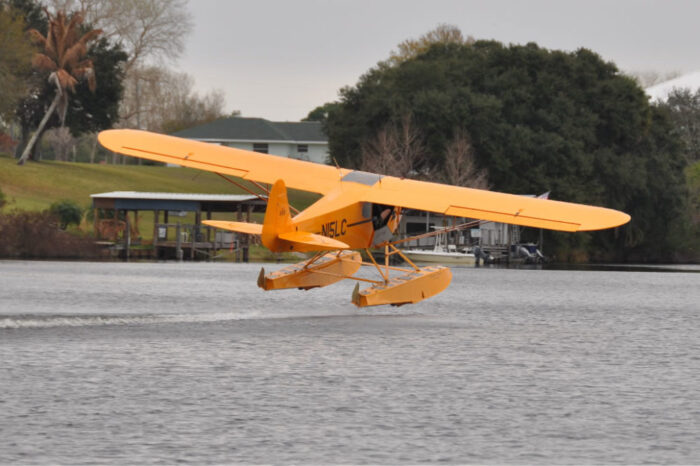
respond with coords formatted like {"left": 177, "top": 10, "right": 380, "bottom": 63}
{"left": 1, "top": 260, "right": 699, "bottom": 464}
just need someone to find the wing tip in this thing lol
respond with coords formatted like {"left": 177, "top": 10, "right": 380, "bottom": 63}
{"left": 97, "top": 129, "right": 119, "bottom": 150}
{"left": 578, "top": 210, "right": 631, "bottom": 232}
{"left": 98, "top": 128, "right": 147, "bottom": 152}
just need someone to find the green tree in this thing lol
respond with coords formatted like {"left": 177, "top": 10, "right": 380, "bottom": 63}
{"left": 1, "top": 0, "right": 46, "bottom": 29}
{"left": 0, "top": 7, "right": 34, "bottom": 120}
{"left": 7, "top": 0, "right": 49, "bottom": 160}
{"left": 687, "top": 162, "right": 700, "bottom": 247}
{"left": 325, "top": 37, "right": 688, "bottom": 261}
{"left": 13, "top": 3, "right": 126, "bottom": 161}
{"left": 303, "top": 102, "right": 340, "bottom": 126}
{"left": 65, "top": 36, "right": 126, "bottom": 134}
{"left": 17, "top": 8, "right": 102, "bottom": 165}
{"left": 658, "top": 88, "right": 700, "bottom": 165}
{"left": 49, "top": 199, "right": 82, "bottom": 229}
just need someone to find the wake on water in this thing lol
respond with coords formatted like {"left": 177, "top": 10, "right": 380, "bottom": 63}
{"left": 0, "top": 307, "right": 412, "bottom": 329}
{"left": 0, "top": 312, "right": 269, "bottom": 329}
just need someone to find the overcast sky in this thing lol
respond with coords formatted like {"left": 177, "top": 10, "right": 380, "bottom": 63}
{"left": 179, "top": 0, "right": 700, "bottom": 121}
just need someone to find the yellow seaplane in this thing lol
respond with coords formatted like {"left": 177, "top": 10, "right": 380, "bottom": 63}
{"left": 98, "top": 130, "right": 630, "bottom": 307}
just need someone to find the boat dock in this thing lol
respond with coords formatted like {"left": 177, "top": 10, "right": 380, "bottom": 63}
{"left": 91, "top": 191, "right": 267, "bottom": 261}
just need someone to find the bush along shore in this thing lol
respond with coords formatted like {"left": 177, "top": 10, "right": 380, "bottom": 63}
{"left": 0, "top": 210, "right": 100, "bottom": 260}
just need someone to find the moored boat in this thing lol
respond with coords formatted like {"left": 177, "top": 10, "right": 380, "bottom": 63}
{"left": 401, "top": 229, "right": 476, "bottom": 265}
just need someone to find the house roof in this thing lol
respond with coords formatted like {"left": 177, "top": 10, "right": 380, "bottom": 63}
{"left": 90, "top": 191, "right": 266, "bottom": 213}
{"left": 172, "top": 117, "right": 327, "bottom": 143}
{"left": 91, "top": 191, "right": 259, "bottom": 202}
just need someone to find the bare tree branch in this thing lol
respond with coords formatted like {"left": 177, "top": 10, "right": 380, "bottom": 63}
{"left": 361, "top": 113, "right": 426, "bottom": 178}
{"left": 387, "top": 24, "right": 475, "bottom": 66}
{"left": 443, "top": 128, "right": 489, "bottom": 189}
{"left": 118, "top": 64, "right": 225, "bottom": 132}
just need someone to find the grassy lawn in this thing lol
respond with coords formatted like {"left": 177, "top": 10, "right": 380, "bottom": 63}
{"left": 0, "top": 155, "right": 320, "bottom": 210}
{"left": 0, "top": 154, "right": 320, "bottom": 243}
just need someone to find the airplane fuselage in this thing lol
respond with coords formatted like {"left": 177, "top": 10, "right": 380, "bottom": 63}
{"left": 295, "top": 201, "right": 400, "bottom": 249}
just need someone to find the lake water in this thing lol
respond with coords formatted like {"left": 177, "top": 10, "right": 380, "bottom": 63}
{"left": 1, "top": 260, "right": 699, "bottom": 464}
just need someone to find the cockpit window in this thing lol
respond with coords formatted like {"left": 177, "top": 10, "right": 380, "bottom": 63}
{"left": 372, "top": 203, "right": 393, "bottom": 229}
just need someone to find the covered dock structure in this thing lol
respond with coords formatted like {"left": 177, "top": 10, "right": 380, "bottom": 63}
{"left": 91, "top": 191, "right": 267, "bottom": 261}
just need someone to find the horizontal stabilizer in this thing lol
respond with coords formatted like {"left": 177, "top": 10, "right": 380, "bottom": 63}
{"left": 202, "top": 220, "right": 262, "bottom": 235}
{"left": 277, "top": 231, "right": 349, "bottom": 252}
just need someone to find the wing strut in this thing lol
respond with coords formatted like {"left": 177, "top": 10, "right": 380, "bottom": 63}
{"left": 214, "top": 172, "right": 300, "bottom": 215}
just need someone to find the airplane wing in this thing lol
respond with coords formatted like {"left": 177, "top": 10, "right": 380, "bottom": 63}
{"left": 99, "top": 129, "right": 630, "bottom": 232}
{"left": 98, "top": 129, "right": 349, "bottom": 195}
{"left": 355, "top": 176, "right": 629, "bottom": 232}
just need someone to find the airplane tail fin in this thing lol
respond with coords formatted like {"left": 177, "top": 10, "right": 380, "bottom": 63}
{"left": 205, "top": 179, "right": 348, "bottom": 253}
{"left": 201, "top": 181, "right": 292, "bottom": 248}
{"left": 262, "top": 179, "right": 349, "bottom": 252}
{"left": 262, "top": 179, "right": 295, "bottom": 251}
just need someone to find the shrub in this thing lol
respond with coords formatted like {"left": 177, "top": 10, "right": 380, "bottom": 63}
{"left": 0, "top": 210, "right": 99, "bottom": 259}
{"left": 49, "top": 200, "right": 83, "bottom": 230}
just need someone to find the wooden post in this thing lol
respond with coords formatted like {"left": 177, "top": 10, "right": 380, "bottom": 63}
{"left": 175, "top": 222, "right": 183, "bottom": 262}
{"left": 153, "top": 209, "right": 160, "bottom": 259}
{"left": 206, "top": 210, "right": 212, "bottom": 242}
{"left": 93, "top": 208, "right": 99, "bottom": 238}
{"left": 190, "top": 211, "right": 200, "bottom": 260}
{"left": 506, "top": 224, "right": 511, "bottom": 265}
{"left": 236, "top": 203, "right": 243, "bottom": 262}
{"left": 243, "top": 204, "right": 252, "bottom": 262}
{"left": 124, "top": 210, "right": 130, "bottom": 262}
{"left": 190, "top": 222, "right": 196, "bottom": 261}
{"left": 133, "top": 210, "right": 139, "bottom": 240}
{"left": 206, "top": 210, "right": 212, "bottom": 258}
{"left": 165, "top": 210, "right": 171, "bottom": 258}
{"left": 452, "top": 216, "right": 457, "bottom": 247}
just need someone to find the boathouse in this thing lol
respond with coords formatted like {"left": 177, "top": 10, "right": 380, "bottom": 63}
{"left": 90, "top": 191, "right": 266, "bottom": 261}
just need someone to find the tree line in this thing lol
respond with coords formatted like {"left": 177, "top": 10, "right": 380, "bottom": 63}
{"left": 0, "top": 0, "right": 231, "bottom": 164}
{"left": 2, "top": 14, "right": 697, "bottom": 262}
{"left": 307, "top": 25, "right": 698, "bottom": 262}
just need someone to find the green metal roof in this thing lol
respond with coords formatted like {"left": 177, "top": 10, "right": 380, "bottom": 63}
{"left": 172, "top": 117, "right": 327, "bottom": 142}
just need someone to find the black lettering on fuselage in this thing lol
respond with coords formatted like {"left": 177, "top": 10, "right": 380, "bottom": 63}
{"left": 320, "top": 219, "right": 348, "bottom": 238}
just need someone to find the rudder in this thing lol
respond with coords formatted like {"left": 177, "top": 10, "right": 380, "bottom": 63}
{"left": 262, "top": 179, "right": 294, "bottom": 251}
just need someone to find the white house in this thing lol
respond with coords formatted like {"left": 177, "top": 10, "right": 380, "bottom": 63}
{"left": 646, "top": 71, "right": 700, "bottom": 102}
{"left": 172, "top": 117, "right": 329, "bottom": 164}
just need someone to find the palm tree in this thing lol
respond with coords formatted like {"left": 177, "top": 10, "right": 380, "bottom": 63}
{"left": 17, "top": 9, "right": 101, "bottom": 165}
